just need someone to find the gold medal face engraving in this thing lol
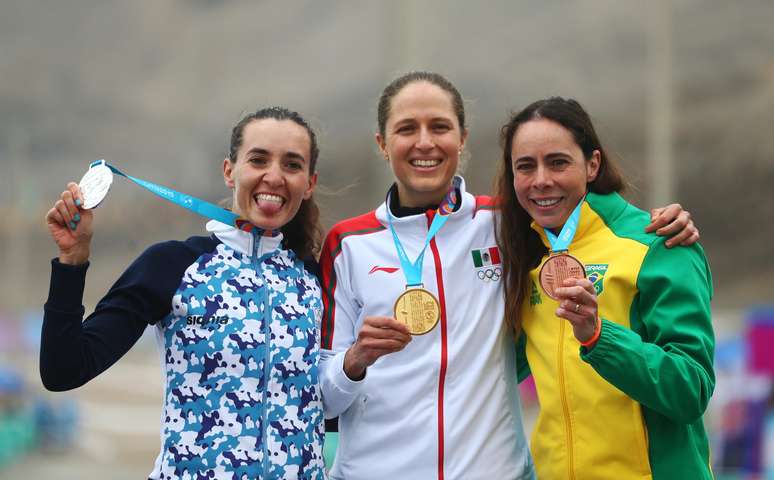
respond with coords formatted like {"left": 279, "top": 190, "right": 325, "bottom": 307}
{"left": 393, "top": 288, "right": 440, "bottom": 335}
{"left": 78, "top": 163, "right": 114, "bottom": 209}
{"left": 538, "top": 253, "right": 586, "bottom": 300}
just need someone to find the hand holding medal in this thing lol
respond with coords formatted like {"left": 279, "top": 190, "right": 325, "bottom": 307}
{"left": 340, "top": 181, "right": 460, "bottom": 380}
{"left": 537, "top": 197, "right": 601, "bottom": 347}
{"left": 45, "top": 180, "right": 94, "bottom": 266}
{"left": 45, "top": 161, "right": 118, "bottom": 265}
{"left": 553, "top": 277, "right": 601, "bottom": 347}
{"left": 47, "top": 159, "right": 243, "bottom": 265}
{"left": 343, "top": 316, "right": 412, "bottom": 381}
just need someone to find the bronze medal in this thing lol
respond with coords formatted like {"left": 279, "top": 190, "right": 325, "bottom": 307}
{"left": 393, "top": 287, "right": 440, "bottom": 335}
{"left": 538, "top": 253, "right": 586, "bottom": 300}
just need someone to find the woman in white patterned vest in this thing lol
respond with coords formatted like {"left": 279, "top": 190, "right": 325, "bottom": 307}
{"left": 41, "top": 107, "right": 327, "bottom": 479}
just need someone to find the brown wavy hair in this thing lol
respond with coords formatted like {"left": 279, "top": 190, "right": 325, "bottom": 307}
{"left": 494, "top": 97, "right": 626, "bottom": 334}
{"left": 228, "top": 107, "right": 323, "bottom": 259}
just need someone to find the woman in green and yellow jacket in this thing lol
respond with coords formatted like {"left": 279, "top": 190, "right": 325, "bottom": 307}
{"left": 495, "top": 97, "right": 714, "bottom": 479}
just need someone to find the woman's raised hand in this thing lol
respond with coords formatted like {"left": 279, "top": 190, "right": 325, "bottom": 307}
{"left": 45, "top": 182, "right": 94, "bottom": 265}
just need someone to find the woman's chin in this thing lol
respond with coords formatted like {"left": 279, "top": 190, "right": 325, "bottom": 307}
{"left": 532, "top": 213, "right": 565, "bottom": 232}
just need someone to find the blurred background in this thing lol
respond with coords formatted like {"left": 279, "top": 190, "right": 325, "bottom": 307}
{"left": 1, "top": 0, "right": 773, "bottom": 478}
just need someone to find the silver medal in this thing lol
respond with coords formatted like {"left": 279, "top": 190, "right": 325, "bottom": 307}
{"left": 78, "top": 161, "right": 113, "bottom": 209}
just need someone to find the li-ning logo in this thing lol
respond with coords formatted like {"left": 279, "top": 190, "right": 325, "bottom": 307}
{"left": 187, "top": 315, "right": 230, "bottom": 327}
{"left": 472, "top": 246, "right": 502, "bottom": 282}
{"left": 369, "top": 266, "right": 399, "bottom": 275}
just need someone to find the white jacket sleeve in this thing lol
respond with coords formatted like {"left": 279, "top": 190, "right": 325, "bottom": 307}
{"left": 320, "top": 349, "right": 365, "bottom": 418}
{"left": 319, "top": 239, "right": 366, "bottom": 418}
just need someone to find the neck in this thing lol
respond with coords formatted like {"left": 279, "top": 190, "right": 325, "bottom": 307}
{"left": 396, "top": 184, "right": 448, "bottom": 209}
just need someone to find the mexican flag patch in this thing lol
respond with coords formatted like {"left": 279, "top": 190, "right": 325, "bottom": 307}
{"left": 471, "top": 246, "right": 501, "bottom": 268}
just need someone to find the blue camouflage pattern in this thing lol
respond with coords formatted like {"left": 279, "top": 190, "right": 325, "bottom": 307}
{"left": 150, "top": 240, "right": 325, "bottom": 479}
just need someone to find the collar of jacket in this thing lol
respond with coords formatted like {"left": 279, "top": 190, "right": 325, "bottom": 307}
{"left": 377, "top": 175, "right": 474, "bottom": 226}
{"left": 530, "top": 192, "right": 625, "bottom": 251}
{"left": 206, "top": 219, "right": 284, "bottom": 257}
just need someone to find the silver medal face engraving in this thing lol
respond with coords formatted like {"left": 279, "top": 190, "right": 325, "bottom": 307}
{"left": 78, "top": 163, "right": 113, "bottom": 209}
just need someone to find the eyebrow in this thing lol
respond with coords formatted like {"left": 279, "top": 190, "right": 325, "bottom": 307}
{"left": 246, "top": 147, "right": 270, "bottom": 156}
{"left": 246, "top": 147, "right": 307, "bottom": 162}
{"left": 514, "top": 151, "right": 571, "bottom": 162}
{"left": 284, "top": 151, "right": 307, "bottom": 162}
{"left": 393, "top": 116, "right": 454, "bottom": 127}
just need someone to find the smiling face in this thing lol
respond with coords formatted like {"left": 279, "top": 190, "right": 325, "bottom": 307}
{"left": 376, "top": 81, "right": 467, "bottom": 208}
{"left": 511, "top": 118, "right": 600, "bottom": 232}
{"left": 223, "top": 118, "right": 317, "bottom": 230}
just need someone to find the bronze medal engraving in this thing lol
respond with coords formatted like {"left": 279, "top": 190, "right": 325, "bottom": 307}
{"left": 393, "top": 288, "right": 440, "bottom": 335}
{"left": 538, "top": 253, "right": 586, "bottom": 300}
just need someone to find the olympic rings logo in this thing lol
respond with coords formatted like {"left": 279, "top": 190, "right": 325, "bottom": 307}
{"left": 476, "top": 267, "right": 502, "bottom": 282}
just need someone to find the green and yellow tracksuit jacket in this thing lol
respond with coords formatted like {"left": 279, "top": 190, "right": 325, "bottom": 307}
{"left": 517, "top": 192, "right": 715, "bottom": 479}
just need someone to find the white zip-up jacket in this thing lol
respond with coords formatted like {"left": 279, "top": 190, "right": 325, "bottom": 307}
{"left": 319, "top": 177, "right": 535, "bottom": 480}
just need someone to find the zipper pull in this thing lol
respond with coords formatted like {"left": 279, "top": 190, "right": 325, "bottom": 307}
{"left": 252, "top": 228, "right": 261, "bottom": 259}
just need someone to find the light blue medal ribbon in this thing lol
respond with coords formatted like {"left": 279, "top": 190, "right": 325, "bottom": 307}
{"left": 544, "top": 197, "right": 585, "bottom": 253}
{"left": 386, "top": 178, "right": 460, "bottom": 287}
{"left": 537, "top": 197, "right": 588, "bottom": 300}
{"left": 89, "top": 159, "right": 240, "bottom": 227}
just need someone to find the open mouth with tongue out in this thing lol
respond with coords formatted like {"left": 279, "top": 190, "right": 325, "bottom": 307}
{"left": 253, "top": 192, "right": 285, "bottom": 215}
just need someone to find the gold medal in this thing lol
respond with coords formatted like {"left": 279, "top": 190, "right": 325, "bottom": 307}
{"left": 538, "top": 253, "right": 586, "bottom": 300}
{"left": 393, "top": 287, "right": 440, "bottom": 335}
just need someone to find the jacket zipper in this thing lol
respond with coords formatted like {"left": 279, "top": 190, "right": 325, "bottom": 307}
{"left": 254, "top": 230, "right": 272, "bottom": 475}
{"left": 426, "top": 210, "right": 448, "bottom": 480}
{"left": 558, "top": 319, "right": 575, "bottom": 479}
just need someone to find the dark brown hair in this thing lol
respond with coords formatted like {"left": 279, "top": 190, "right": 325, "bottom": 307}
{"left": 494, "top": 97, "right": 626, "bottom": 334}
{"left": 228, "top": 106, "right": 323, "bottom": 259}
{"left": 377, "top": 71, "right": 465, "bottom": 137}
